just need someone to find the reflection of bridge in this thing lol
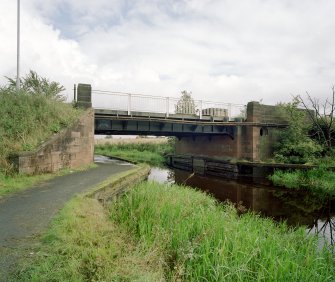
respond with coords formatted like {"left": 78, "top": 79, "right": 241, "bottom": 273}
{"left": 77, "top": 84, "right": 287, "bottom": 162}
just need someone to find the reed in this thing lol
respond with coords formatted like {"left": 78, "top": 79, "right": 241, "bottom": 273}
{"left": 17, "top": 181, "right": 335, "bottom": 281}
{"left": 111, "top": 181, "right": 335, "bottom": 281}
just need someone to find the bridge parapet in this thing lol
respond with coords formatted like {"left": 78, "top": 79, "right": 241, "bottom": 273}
{"left": 246, "top": 101, "right": 289, "bottom": 124}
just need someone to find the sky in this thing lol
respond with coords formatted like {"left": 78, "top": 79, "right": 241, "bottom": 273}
{"left": 0, "top": 0, "right": 335, "bottom": 106}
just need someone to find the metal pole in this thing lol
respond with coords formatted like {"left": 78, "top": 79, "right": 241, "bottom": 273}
{"left": 16, "top": 0, "right": 20, "bottom": 91}
{"left": 73, "top": 84, "right": 77, "bottom": 101}
{"left": 199, "top": 100, "right": 203, "bottom": 119}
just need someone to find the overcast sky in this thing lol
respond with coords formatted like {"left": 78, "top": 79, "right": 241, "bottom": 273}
{"left": 1, "top": 0, "right": 335, "bottom": 105}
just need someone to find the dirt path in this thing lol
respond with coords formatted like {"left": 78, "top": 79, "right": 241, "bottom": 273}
{"left": 0, "top": 156, "right": 134, "bottom": 281}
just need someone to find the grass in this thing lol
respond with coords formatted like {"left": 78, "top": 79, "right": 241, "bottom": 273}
{"left": 0, "top": 164, "right": 97, "bottom": 198}
{"left": 16, "top": 175, "right": 164, "bottom": 281}
{"left": 0, "top": 87, "right": 81, "bottom": 172}
{"left": 270, "top": 166, "right": 335, "bottom": 197}
{"left": 18, "top": 181, "right": 335, "bottom": 281}
{"left": 95, "top": 140, "right": 174, "bottom": 167}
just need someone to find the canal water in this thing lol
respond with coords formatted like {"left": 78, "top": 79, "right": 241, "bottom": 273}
{"left": 148, "top": 166, "right": 335, "bottom": 249}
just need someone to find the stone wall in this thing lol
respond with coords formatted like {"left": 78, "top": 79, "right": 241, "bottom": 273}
{"left": 10, "top": 109, "right": 94, "bottom": 175}
{"left": 246, "top": 101, "right": 288, "bottom": 124}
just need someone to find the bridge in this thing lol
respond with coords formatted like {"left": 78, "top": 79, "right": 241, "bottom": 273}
{"left": 76, "top": 84, "right": 284, "bottom": 137}
{"left": 76, "top": 84, "right": 287, "bottom": 162}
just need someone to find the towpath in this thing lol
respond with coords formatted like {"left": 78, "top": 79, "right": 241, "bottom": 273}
{"left": 0, "top": 156, "right": 134, "bottom": 281}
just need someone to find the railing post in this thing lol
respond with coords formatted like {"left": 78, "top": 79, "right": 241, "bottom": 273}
{"left": 199, "top": 100, "right": 203, "bottom": 119}
{"left": 166, "top": 97, "right": 170, "bottom": 118}
{"left": 127, "top": 93, "right": 131, "bottom": 115}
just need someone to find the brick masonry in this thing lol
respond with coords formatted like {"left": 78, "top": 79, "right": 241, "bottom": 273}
{"left": 10, "top": 109, "right": 94, "bottom": 175}
{"left": 176, "top": 102, "right": 284, "bottom": 162}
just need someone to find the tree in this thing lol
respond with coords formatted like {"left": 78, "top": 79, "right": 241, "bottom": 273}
{"left": 274, "top": 97, "right": 322, "bottom": 164}
{"left": 298, "top": 87, "right": 335, "bottom": 153}
{"left": 6, "top": 70, "right": 65, "bottom": 101}
{"left": 175, "top": 90, "right": 196, "bottom": 115}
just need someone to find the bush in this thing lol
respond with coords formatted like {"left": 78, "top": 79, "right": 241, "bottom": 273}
{"left": 274, "top": 98, "right": 322, "bottom": 164}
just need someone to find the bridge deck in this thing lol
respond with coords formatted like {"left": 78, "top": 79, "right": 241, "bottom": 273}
{"left": 94, "top": 109, "right": 287, "bottom": 137}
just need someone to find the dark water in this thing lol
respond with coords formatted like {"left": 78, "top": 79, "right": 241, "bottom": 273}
{"left": 148, "top": 167, "right": 335, "bottom": 249}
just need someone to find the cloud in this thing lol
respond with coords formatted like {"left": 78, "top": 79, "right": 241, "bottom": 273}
{"left": 0, "top": 0, "right": 335, "bottom": 105}
{"left": 0, "top": 0, "right": 97, "bottom": 100}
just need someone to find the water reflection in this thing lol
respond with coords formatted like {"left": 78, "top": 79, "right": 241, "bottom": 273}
{"left": 149, "top": 167, "right": 335, "bottom": 249}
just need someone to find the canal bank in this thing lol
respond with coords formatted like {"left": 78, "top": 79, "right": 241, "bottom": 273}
{"left": 0, "top": 156, "right": 137, "bottom": 281}
{"left": 166, "top": 154, "right": 335, "bottom": 184}
{"left": 18, "top": 166, "right": 335, "bottom": 281}
{"left": 149, "top": 166, "right": 335, "bottom": 249}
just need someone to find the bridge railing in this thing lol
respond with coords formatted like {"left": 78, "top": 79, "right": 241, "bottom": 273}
{"left": 92, "top": 90, "right": 246, "bottom": 120}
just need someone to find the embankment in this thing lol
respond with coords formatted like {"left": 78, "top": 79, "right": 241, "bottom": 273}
{"left": 17, "top": 170, "right": 335, "bottom": 281}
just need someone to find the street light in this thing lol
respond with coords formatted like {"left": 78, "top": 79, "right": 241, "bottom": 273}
{"left": 16, "top": 0, "right": 20, "bottom": 90}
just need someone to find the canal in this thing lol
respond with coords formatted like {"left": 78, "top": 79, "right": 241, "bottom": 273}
{"left": 148, "top": 166, "right": 335, "bottom": 249}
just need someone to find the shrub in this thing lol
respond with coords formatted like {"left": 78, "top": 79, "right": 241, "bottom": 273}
{"left": 274, "top": 98, "right": 322, "bottom": 164}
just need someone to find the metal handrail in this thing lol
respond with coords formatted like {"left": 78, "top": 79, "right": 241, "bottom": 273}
{"left": 92, "top": 89, "right": 246, "bottom": 120}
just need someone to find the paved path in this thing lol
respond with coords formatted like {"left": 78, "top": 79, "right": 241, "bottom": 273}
{"left": 0, "top": 156, "right": 134, "bottom": 280}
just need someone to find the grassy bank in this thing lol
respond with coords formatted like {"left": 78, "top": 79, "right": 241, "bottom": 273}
{"left": 270, "top": 166, "right": 335, "bottom": 197}
{"left": 95, "top": 139, "right": 174, "bottom": 166}
{"left": 18, "top": 181, "right": 335, "bottom": 281}
{"left": 0, "top": 72, "right": 82, "bottom": 195}
{"left": 0, "top": 89, "right": 80, "bottom": 172}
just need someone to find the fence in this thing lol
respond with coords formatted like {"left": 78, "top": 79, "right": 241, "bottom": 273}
{"left": 92, "top": 90, "right": 246, "bottom": 120}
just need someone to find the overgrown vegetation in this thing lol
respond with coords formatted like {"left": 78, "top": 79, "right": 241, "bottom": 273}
{"left": 274, "top": 97, "right": 322, "bottom": 164}
{"left": 6, "top": 70, "right": 65, "bottom": 101}
{"left": 0, "top": 71, "right": 80, "bottom": 173}
{"left": 270, "top": 166, "right": 335, "bottom": 198}
{"left": 95, "top": 139, "right": 175, "bottom": 166}
{"left": 18, "top": 181, "right": 335, "bottom": 281}
{"left": 271, "top": 91, "right": 335, "bottom": 196}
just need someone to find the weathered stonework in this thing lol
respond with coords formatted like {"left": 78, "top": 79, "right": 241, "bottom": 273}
{"left": 175, "top": 102, "right": 285, "bottom": 162}
{"left": 10, "top": 109, "right": 94, "bottom": 175}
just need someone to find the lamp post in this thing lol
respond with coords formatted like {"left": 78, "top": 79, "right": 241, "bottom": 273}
{"left": 16, "top": 0, "right": 20, "bottom": 90}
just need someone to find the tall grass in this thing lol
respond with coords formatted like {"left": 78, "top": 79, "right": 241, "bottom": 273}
{"left": 16, "top": 196, "right": 165, "bottom": 281}
{"left": 0, "top": 88, "right": 80, "bottom": 172}
{"left": 95, "top": 141, "right": 174, "bottom": 166}
{"left": 17, "top": 181, "right": 335, "bottom": 281}
{"left": 270, "top": 166, "right": 335, "bottom": 197}
{"left": 111, "top": 181, "right": 335, "bottom": 281}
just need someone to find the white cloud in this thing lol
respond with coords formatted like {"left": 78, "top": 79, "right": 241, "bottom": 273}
{"left": 0, "top": 0, "right": 335, "bottom": 105}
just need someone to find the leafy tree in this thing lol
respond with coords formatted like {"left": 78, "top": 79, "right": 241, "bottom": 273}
{"left": 175, "top": 90, "right": 196, "bottom": 115}
{"left": 6, "top": 70, "right": 65, "bottom": 101}
{"left": 274, "top": 97, "right": 322, "bottom": 164}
